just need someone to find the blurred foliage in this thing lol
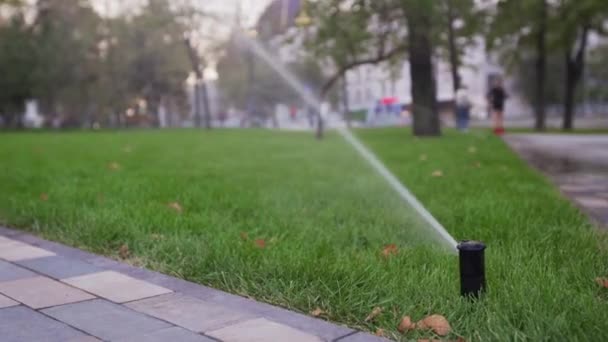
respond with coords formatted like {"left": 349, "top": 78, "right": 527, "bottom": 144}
{"left": 0, "top": 0, "right": 195, "bottom": 128}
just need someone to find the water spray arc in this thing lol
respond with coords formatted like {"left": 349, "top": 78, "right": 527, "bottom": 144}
{"left": 239, "top": 32, "right": 458, "bottom": 251}
{"left": 238, "top": 31, "right": 487, "bottom": 296}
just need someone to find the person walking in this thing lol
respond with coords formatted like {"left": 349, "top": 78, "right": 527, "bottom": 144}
{"left": 487, "top": 78, "right": 508, "bottom": 135}
{"left": 455, "top": 86, "right": 472, "bottom": 132}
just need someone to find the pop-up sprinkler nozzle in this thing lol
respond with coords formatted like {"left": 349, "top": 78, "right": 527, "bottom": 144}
{"left": 457, "top": 240, "right": 486, "bottom": 298}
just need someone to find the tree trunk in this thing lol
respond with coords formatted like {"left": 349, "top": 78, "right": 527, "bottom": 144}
{"left": 563, "top": 56, "right": 576, "bottom": 131}
{"left": 193, "top": 82, "right": 202, "bottom": 128}
{"left": 407, "top": 4, "right": 440, "bottom": 137}
{"left": 562, "top": 26, "right": 589, "bottom": 131}
{"left": 534, "top": 0, "right": 547, "bottom": 131}
{"left": 201, "top": 80, "right": 212, "bottom": 129}
{"left": 341, "top": 76, "right": 351, "bottom": 128}
{"left": 446, "top": 0, "right": 461, "bottom": 94}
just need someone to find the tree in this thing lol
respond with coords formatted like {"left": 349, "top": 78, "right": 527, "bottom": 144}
{"left": 488, "top": 0, "right": 551, "bottom": 131}
{"left": 307, "top": 0, "right": 441, "bottom": 136}
{"left": 554, "top": 0, "right": 607, "bottom": 130}
{"left": 437, "top": 0, "right": 479, "bottom": 94}
{"left": 0, "top": 13, "right": 36, "bottom": 127}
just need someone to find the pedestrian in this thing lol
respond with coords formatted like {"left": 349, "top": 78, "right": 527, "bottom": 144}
{"left": 455, "top": 85, "right": 471, "bottom": 132}
{"left": 487, "top": 78, "right": 508, "bottom": 135}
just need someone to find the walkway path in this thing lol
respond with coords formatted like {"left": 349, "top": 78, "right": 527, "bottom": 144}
{"left": 505, "top": 134, "right": 608, "bottom": 226}
{"left": 0, "top": 226, "right": 384, "bottom": 342}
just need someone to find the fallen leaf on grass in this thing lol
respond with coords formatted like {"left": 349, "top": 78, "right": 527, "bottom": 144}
{"left": 431, "top": 170, "right": 444, "bottom": 177}
{"left": 107, "top": 162, "right": 121, "bottom": 171}
{"left": 375, "top": 328, "right": 386, "bottom": 337}
{"left": 398, "top": 315, "right": 416, "bottom": 333}
{"left": 118, "top": 244, "right": 130, "bottom": 259}
{"left": 255, "top": 239, "right": 266, "bottom": 249}
{"left": 382, "top": 244, "right": 399, "bottom": 258}
{"left": 123, "top": 146, "right": 133, "bottom": 153}
{"left": 417, "top": 314, "right": 452, "bottom": 336}
{"left": 468, "top": 146, "right": 477, "bottom": 154}
{"left": 417, "top": 339, "right": 440, "bottom": 342}
{"left": 420, "top": 154, "right": 428, "bottom": 161}
{"left": 595, "top": 277, "right": 608, "bottom": 288}
{"left": 167, "top": 202, "right": 183, "bottom": 213}
{"left": 150, "top": 233, "right": 165, "bottom": 241}
{"left": 240, "top": 232, "right": 249, "bottom": 241}
{"left": 473, "top": 161, "right": 482, "bottom": 168}
{"left": 310, "top": 308, "right": 326, "bottom": 317}
{"left": 365, "top": 307, "right": 383, "bottom": 322}
{"left": 39, "top": 193, "right": 49, "bottom": 201}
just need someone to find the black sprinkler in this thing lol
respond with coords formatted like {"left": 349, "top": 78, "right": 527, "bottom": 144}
{"left": 457, "top": 240, "right": 486, "bottom": 298}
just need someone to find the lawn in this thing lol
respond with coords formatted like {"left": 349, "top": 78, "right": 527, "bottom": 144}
{"left": 1, "top": 128, "right": 607, "bottom": 341}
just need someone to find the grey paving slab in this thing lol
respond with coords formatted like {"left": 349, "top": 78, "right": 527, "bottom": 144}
{"left": 0, "top": 237, "right": 55, "bottom": 261}
{"left": 63, "top": 271, "right": 172, "bottom": 303}
{"left": 114, "top": 326, "right": 215, "bottom": 342}
{"left": 0, "top": 260, "right": 37, "bottom": 282}
{"left": 0, "top": 305, "right": 93, "bottom": 342}
{"left": 0, "top": 276, "right": 95, "bottom": 309}
{"left": 126, "top": 293, "right": 255, "bottom": 333}
{"left": 42, "top": 299, "right": 173, "bottom": 341}
{"left": 337, "top": 332, "right": 392, "bottom": 342}
{"left": 17, "top": 255, "right": 101, "bottom": 280}
{"left": 0, "top": 294, "right": 18, "bottom": 308}
{"left": 208, "top": 318, "right": 323, "bottom": 342}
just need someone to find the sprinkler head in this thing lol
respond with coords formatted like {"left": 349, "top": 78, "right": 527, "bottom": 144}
{"left": 457, "top": 240, "right": 486, "bottom": 298}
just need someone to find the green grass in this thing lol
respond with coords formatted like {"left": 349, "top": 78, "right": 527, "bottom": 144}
{"left": 1, "top": 128, "right": 607, "bottom": 341}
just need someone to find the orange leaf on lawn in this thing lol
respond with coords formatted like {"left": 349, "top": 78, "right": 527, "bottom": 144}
{"left": 595, "top": 277, "right": 608, "bottom": 288}
{"left": 398, "top": 315, "right": 416, "bottom": 333}
{"left": 431, "top": 170, "right": 444, "bottom": 177}
{"left": 39, "top": 193, "right": 49, "bottom": 201}
{"left": 310, "top": 308, "right": 326, "bottom": 317}
{"left": 167, "top": 202, "right": 183, "bottom": 213}
{"left": 420, "top": 154, "right": 428, "bottom": 161}
{"left": 417, "top": 314, "right": 452, "bottom": 336}
{"left": 118, "top": 244, "right": 130, "bottom": 259}
{"left": 382, "top": 244, "right": 399, "bottom": 258}
{"left": 108, "top": 162, "right": 121, "bottom": 171}
{"left": 375, "top": 328, "right": 385, "bottom": 337}
{"left": 255, "top": 239, "right": 266, "bottom": 249}
{"left": 365, "top": 307, "right": 383, "bottom": 322}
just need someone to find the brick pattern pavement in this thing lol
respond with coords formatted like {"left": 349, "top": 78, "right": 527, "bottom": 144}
{"left": 0, "top": 227, "right": 386, "bottom": 342}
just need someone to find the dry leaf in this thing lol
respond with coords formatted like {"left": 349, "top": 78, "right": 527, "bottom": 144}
{"left": 417, "top": 314, "right": 451, "bottom": 336}
{"left": 150, "top": 233, "right": 165, "bottom": 241}
{"left": 255, "top": 239, "right": 266, "bottom": 249}
{"left": 474, "top": 161, "right": 482, "bottom": 168}
{"left": 420, "top": 154, "right": 428, "bottom": 161}
{"left": 240, "top": 232, "right": 249, "bottom": 241}
{"left": 39, "top": 193, "right": 49, "bottom": 201}
{"left": 108, "top": 162, "right": 121, "bottom": 171}
{"left": 123, "top": 146, "right": 133, "bottom": 153}
{"left": 310, "top": 308, "right": 326, "bottom": 317}
{"left": 398, "top": 315, "right": 416, "bottom": 333}
{"left": 468, "top": 146, "right": 477, "bottom": 154}
{"left": 365, "top": 307, "right": 383, "bottom": 322}
{"left": 167, "top": 202, "right": 183, "bottom": 213}
{"left": 375, "top": 329, "right": 385, "bottom": 337}
{"left": 417, "top": 339, "right": 440, "bottom": 342}
{"left": 595, "top": 277, "right": 608, "bottom": 288}
{"left": 382, "top": 244, "right": 399, "bottom": 258}
{"left": 431, "top": 170, "right": 443, "bottom": 177}
{"left": 118, "top": 244, "right": 130, "bottom": 259}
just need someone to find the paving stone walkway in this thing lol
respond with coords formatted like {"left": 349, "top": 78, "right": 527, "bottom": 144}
{"left": 0, "top": 226, "right": 385, "bottom": 342}
{"left": 505, "top": 134, "right": 608, "bottom": 227}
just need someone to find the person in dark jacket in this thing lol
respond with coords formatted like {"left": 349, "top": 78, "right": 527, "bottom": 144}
{"left": 487, "top": 78, "right": 508, "bottom": 135}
